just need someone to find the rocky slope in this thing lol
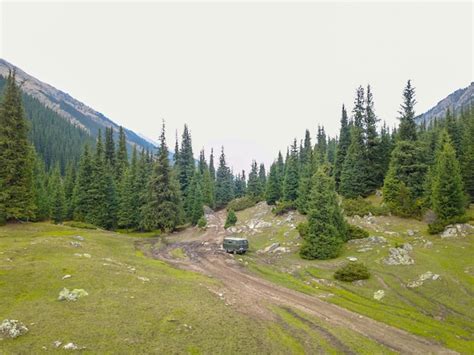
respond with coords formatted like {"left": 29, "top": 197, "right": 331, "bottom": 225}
{"left": 416, "top": 82, "right": 473, "bottom": 125}
{"left": 0, "top": 58, "right": 155, "bottom": 151}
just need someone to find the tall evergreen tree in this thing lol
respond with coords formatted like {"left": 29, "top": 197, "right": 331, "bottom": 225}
{"left": 460, "top": 111, "right": 474, "bottom": 201}
{"left": 117, "top": 145, "right": 139, "bottom": 229}
{"left": 315, "top": 126, "right": 327, "bottom": 165}
{"left": 63, "top": 162, "right": 76, "bottom": 220}
{"left": 32, "top": 156, "right": 50, "bottom": 221}
{"left": 258, "top": 163, "right": 267, "bottom": 194}
{"left": 300, "top": 166, "right": 346, "bottom": 260}
{"left": 209, "top": 148, "right": 216, "bottom": 181}
{"left": 215, "top": 147, "right": 234, "bottom": 208}
{"left": 398, "top": 80, "right": 417, "bottom": 141}
{"left": 50, "top": 165, "right": 65, "bottom": 224}
{"left": 140, "top": 122, "right": 183, "bottom": 231}
{"left": 364, "top": 85, "right": 382, "bottom": 191}
{"left": 265, "top": 162, "right": 281, "bottom": 205}
{"left": 431, "top": 135, "right": 466, "bottom": 221}
{"left": 247, "top": 161, "right": 261, "bottom": 199}
{"left": 104, "top": 127, "right": 116, "bottom": 169}
{"left": 116, "top": 126, "right": 128, "bottom": 180}
{"left": 0, "top": 70, "right": 35, "bottom": 222}
{"left": 283, "top": 140, "right": 300, "bottom": 201}
{"left": 72, "top": 145, "right": 94, "bottom": 221}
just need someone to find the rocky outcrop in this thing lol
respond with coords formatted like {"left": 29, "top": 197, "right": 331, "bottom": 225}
{"left": 0, "top": 319, "right": 28, "bottom": 339}
{"left": 383, "top": 244, "right": 414, "bottom": 265}
{"left": 58, "top": 288, "right": 89, "bottom": 301}
{"left": 440, "top": 224, "right": 474, "bottom": 238}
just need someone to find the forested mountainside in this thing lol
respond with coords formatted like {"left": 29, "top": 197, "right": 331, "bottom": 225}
{"left": 0, "top": 76, "right": 93, "bottom": 171}
{"left": 0, "top": 59, "right": 156, "bottom": 165}
{"left": 415, "top": 82, "right": 474, "bottom": 126}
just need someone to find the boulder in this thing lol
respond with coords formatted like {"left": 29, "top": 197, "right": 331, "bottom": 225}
{"left": 62, "top": 274, "right": 72, "bottom": 280}
{"left": 383, "top": 244, "right": 414, "bottom": 265}
{"left": 63, "top": 343, "right": 79, "bottom": 350}
{"left": 406, "top": 229, "right": 415, "bottom": 237}
{"left": 273, "top": 247, "right": 290, "bottom": 253}
{"left": 441, "top": 224, "right": 474, "bottom": 238}
{"left": 70, "top": 241, "right": 82, "bottom": 248}
{"left": 0, "top": 319, "right": 28, "bottom": 339}
{"left": 58, "top": 288, "right": 89, "bottom": 301}
{"left": 73, "top": 236, "right": 84, "bottom": 241}
{"left": 347, "top": 256, "right": 358, "bottom": 262}
{"left": 373, "top": 290, "right": 385, "bottom": 301}
{"left": 262, "top": 243, "right": 280, "bottom": 253}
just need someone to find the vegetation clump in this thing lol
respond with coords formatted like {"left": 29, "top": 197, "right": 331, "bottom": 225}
{"left": 334, "top": 262, "right": 370, "bottom": 282}
{"left": 224, "top": 209, "right": 237, "bottom": 229}
{"left": 197, "top": 216, "right": 207, "bottom": 229}
{"left": 346, "top": 224, "right": 369, "bottom": 240}
{"left": 227, "top": 196, "right": 256, "bottom": 212}
{"left": 342, "top": 197, "right": 388, "bottom": 217}
{"left": 272, "top": 201, "right": 296, "bottom": 216}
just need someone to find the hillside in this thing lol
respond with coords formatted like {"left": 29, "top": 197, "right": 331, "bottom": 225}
{"left": 0, "top": 59, "right": 156, "bottom": 165}
{"left": 416, "top": 82, "right": 474, "bottom": 125}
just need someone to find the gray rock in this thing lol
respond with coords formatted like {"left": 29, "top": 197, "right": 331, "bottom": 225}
{"left": 62, "top": 274, "right": 72, "bottom": 280}
{"left": 73, "top": 236, "right": 84, "bottom": 241}
{"left": 63, "top": 342, "right": 79, "bottom": 350}
{"left": 70, "top": 241, "right": 82, "bottom": 248}
{"left": 383, "top": 245, "right": 414, "bottom": 265}
{"left": 407, "top": 229, "right": 415, "bottom": 236}
{"left": 441, "top": 224, "right": 474, "bottom": 238}
{"left": 58, "top": 288, "right": 89, "bottom": 302}
{"left": 261, "top": 243, "right": 280, "bottom": 253}
{"left": 373, "top": 290, "right": 385, "bottom": 300}
{"left": 53, "top": 340, "right": 62, "bottom": 348}
{"left": 0, "top": 319, "right": 28, "bottom": 339}
{"left": 347, "top": 256, "right": 358, "bottom": 262}
{"left": 357, "top": 247, "right": 373, "bottom": 253}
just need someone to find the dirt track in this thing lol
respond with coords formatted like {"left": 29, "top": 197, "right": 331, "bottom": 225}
{"left": 137, "top": 211, "right": 456, "bottom": 354}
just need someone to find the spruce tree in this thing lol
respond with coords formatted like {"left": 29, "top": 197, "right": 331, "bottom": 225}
{"left": 116, "top": 126, "right": 128, "bottom": 180}
{"left": 63, "top": 162, "right": 76, "bottom": 220}
{"left": 50, "top": 165, "right": 65, "bottom": 224}
{"left": 431, "top": 136, "right": 466, "bottom": 221}
{"left": 247, "top": 161, "right": 261, "bottom": 200}
{"left": 190, "top": 173, "right": 204, "bottom": 225}
{"left": 72, "top": 145, "right": 94, "bottom": 221}
{"left": 315, "top": 126, "right": 327, "bottom": 165}
{"left": 32, "top": 156, "right": 50, "bottom": 221}
{"left": 258, "top": 163, "right": 266, "bottom": 195}
{"left": 224, "top": 208, "right": 237, "bottom": 229}
{"left": 177, "top": 124, "right": 195, "bottom": 194}
{"left": 398, "top": 80, "right": 417, "bottom": 141}
{"left": 364, "top": 85, "right": 382, "bottom": 191}
{"left": 104, "top": 127, "right": 116, "bottom": 169}
{"left": 215, "top": 147, "right": 234, "bottom": 208}
{"left": 300, "top": 166, "right": 346, "bottom": 260}
{"left": 460, "top": 112, "right": 474, "bottom": 201}
{"left": 140, "top": 122, "right": 183, "bottom": 231}
{"left": 202, "top": 168, "right": 215, "bottom": 208}
{"left": 283, "top": 140, "right": 299, "bottom": 201}
{"left": 0, "top": 70, "right": 35, "bottom": 222}
{"left": 118, "top": 145, "right": 139, "bottom": 229}
{"left": 265, "top": 162, "right": 281, "bottom": 205}
{"left": 209, "top": 148, "right": 216, "bottom": 181}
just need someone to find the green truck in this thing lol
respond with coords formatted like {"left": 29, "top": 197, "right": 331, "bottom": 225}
{"left": 223, "top": 237, "right": 249, "bottom": 254}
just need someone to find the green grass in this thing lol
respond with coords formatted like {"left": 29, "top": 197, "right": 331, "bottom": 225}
{"left": 0, "top": 222, "right": 304, "bottom": 353}
{"left": 236, "top": 203, "right": 474, "bottom": 354}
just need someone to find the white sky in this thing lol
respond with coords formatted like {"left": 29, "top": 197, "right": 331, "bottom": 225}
{"left": 1, "top": 1, "right": 472, "bottom": 172}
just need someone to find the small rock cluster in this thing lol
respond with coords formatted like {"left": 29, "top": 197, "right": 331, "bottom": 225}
{"left": 58, "top": 288, "right": 89, "bottom": 302}
{"left": 373, "top": 290, "right": 385, "bottom": 301}
{"left": 383, "top": 243, "right": 414, "bottom": 265}
{"left": 0, "top": 319, "right": 28, "bottom": 339}
{"left": 257, "top": 242, "right": 291, "bottom": 254}
{"left": 407, "top": 271, "right": 440, "bottom": 288}
{"left": 441, "top": 224, "right": 474, "bottom": 238}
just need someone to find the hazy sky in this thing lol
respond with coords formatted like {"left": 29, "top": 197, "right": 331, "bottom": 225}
{"left": 1, "top": 1, "right": 472, "bottom": 172}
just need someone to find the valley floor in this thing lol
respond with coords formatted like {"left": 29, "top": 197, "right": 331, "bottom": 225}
{"left": 0, "top": 203, "right": 473, "bottom": 354}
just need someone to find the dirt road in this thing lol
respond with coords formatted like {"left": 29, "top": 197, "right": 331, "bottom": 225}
{"left": 137, "top": 211, "right": 456, "bottom": 354}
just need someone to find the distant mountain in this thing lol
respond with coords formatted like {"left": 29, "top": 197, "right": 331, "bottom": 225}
{"left": 416, "top": 82, "right": 474, "bottom": 125}
{"left": 0, "top": 58, "right": 157, "bottom": 153}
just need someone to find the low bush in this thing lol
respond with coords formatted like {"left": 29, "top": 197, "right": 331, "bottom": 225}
{"left": 197, "top": 216, "right": 207, "bottom": 229}
{"left": 296, "top": 221, "right": 309, "bottom": 238}
{"left": 63, "top": 221, "right": 98, "bottom": 229}
{"left": 428, "top": 214, "right": 470, "bottom": 235}
{"left": 334, "top": 262, "right": 370, "bottom": 282}
{"left": 227, "top": 196, "right": 257, "bottom": 212}
{"left": 224, "top": 209, "right": 237, "bottom": 229}
{"left": 346, "top": 224, "right": 369, "bottom": 240}
{"left": 342, "top": 197, "right": 389, "bottom": 217}
{"left": 272, "top": 201, "right": 296, "bottom": 216}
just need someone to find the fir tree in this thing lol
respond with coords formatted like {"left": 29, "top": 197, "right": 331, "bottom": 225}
{"left": 140, "top": 122, "right": 183, "bottom": 231}
{"left": 398, "top": 80, "right": 417, "bottom": 141}
{"left": 116, "top": 126, "right": 128, "bottom": 180}
{"left": 431, "top": 136, "right": 466, "bottom": 221}
{"left": 32, "top": 156, "right": 50, "bottom": 221}
{"left": 315, "top": 126, "right": 327, "bottom": 165}
{"left": 258, "top": 163, "right": 267, "bottom": 195}
{"left": 265, "top": 162, "right": 281, "bottom": 205}
{"left": 0, "top": 70, "right": 35, "bottom": 222}
{"left": 117, "top": 145, "right": 139, "bottom": 229}
{"left": 460, "top": 112, "right": 474, "bottom": 201}
{"left": 178, "top": 124, "right": 195, "bottom": 194}
{"left": 72, "top": 145, "right": 94, "bottom": 221}
{"left": 198, "top": 149, "right": 208, "bottom": 174}
{"left": 300, "top": 166, "right": 346, "bottom": 260}
{"left": 209, "top": 148, "right": 216, "bottom": 181}
{"left": 50, "top": 165, "right": 65, "bottom": 224}
{"left": 104, "top": 127, "right": 116, "bottom": 168}
{"left": 190, "top": 173, "right": 204, "bottom": 225}
{"left": 224, "top": 208, "right": 237, "bottom": 229}
{"left": 202, "top": 168, "right": 215, "bottom": 208}
{"left": 364, "top": 85, "right": 382, "bottom": 191}
{"left": 63, "top": 162, "right": 76, "bottom": 220}
{"left": 215, "top": 147, "right": 234, "bottom": 208}
{"left": 283, "top": 140, "right": 299, "bottom": 201}
{"left": 247, "top": 161, "right": 261, "bottom": 199}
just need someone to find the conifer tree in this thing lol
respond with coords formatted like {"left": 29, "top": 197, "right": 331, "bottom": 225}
{"left": 431, "top": 136, "right": 466, "bottom": 221}
{"left": 116, "top": 126, "right": 128, "bottom": 180}
{"left": 72, "top": 145, "right": 94, "bottom": 221}
{"left": 300, "top": 166, "right": 346, "bottom": 260}
{"left": 140, "top": 122, "right": 183, "bottom": 231}
{"left": 118, "top": 145, "right": 139, "bottom": 229}
{"left": 104, "top": 127, "right": 116, "bottom": 169}
{"left": 379, "top": 122, "right": 393, "bottom": 179}
{"left": 224, "top": 208, "right": 237, "bottom": 229}
{"left": 315, "top": 126, "right": 327, "bottom": 165}
{"left": 283, "top": 140, "right": 300, "bottom": 201}
{"left": 398, "top": 80, "right": 417, "bottom": 141}
{"left": 198, "top": 149, "right": 208, "bottom": 174}
{"left": 247, "top": 161, "right": 261, "bottom": 199}
{"left": 190, "top": 173, "right": 204, "bottom": 225}
{"left": 63, "top": 162, "right": 76, "bottom": 220}
{"left": 215, "top": 147, "right": 234, "bottom": 208}
{"left": 178, "top": 124, "right": 195, "bottom": 193}
{"left": 173, "top": 130, "right": 180, "bottom": 167}
{"left": 50, "top": 165, "right": 65, "bottom": 224}
{"left": 32, "top": 156, "right": 50, "bottom": 221}
{"left": 265, "top": 162, "right": 281, "bottom": 205}
{"left": 0, "top": 70, "right": 35, "bottom": 222}
{"left": 202, "top": 168, "right": 215, "bottom": 208}
{"left": 296, "top": 131, "right": 314, "bottom": 214}
{"left": 364, "top": 85, "right": 382, "bottom": 191}
{"left": 460, "top": 112, "right": 474, "bottom": 201}
{"left": 258, "top": 163, "right": 266, "bottom": 194}
{"left": 209, "top": 148, "right": 216, "bottom": 181}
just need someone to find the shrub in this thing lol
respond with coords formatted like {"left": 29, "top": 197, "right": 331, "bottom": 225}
{"left": 227, "top": 196, "right": 256, "bottom": 212}
{"left": 197, "top": 216, "right": 207, "bottom": 229}
{"left": 224, "top": 209, "right": 237, "bottom": 229}
{"left": 296, "top": 221, "right": 309, "bottom": 238}
{"left": 63, "top": 221, "right": 98, "bottom": 229}
{"left": 334, "top": 262, "right": 370, "bottom": 282}
{"left": 428, "top": 214, "right": 470, "bottom": 235}
{"left": 272, "top": 201, "right": 296, "bottom": 216}
{"left": 346, "top": 224, "right": 369, "bottom": 240}
{"left": 342, "top": 197, "right": 389, "bottom": 217}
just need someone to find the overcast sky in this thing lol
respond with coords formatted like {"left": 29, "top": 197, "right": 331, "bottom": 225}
{"left": 1, "top": 1, "right": 472, "bottom": 172}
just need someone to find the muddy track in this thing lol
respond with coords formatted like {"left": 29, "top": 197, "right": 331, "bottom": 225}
{"left": 136, "top": 211, "right": 456, "bottom": 354}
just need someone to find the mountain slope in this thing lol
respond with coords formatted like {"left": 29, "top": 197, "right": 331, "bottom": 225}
{"left": 416, "top": 82, "right": 474, "bottom": 125}
{"left": 0, "top": 58, "right": 156, "bottom": 153}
